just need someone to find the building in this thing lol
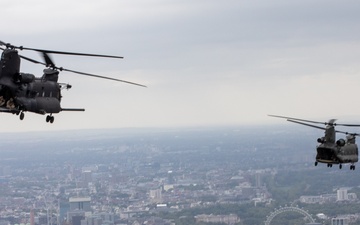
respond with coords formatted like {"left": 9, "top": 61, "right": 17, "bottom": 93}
{"left": 67, "top": 211, "right": 86, "bottom": 225}
{"left": 67, "top": 197, "right": 92, "bottom": 225}
{"left": 337, "top": 188, "right": 348, "bottom": 201}
{"left": 59, "top": 200, "right": 70, "bottom": 224}
{"left": 332, "top": 217, "right": 349, "bottom": 225}
{"left": 69, "top": 197, "right": 91, "bottom": 212}
{"left": 195, "top": 214, "right": 240, "bottom": 225}
{"left": 299, "top": 196, "right": 323, "bottom": 204}
{"left": 255, "top": 172, "right": 262, "bottom": 188}
{"left": 149, "top": 188, "right": 162, "bottom": 203}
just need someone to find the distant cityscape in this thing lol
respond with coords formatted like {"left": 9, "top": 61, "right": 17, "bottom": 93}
{"left": 0, "top": 126, "right": 359, "bottom": 225}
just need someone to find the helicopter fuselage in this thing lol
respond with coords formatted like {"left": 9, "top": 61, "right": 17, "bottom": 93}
{"left": 269, "top": 115, "right": 360, "bottom": 170}
{"left": 0, "top": 40, "right": 145, "bottom": 123}
{"left": 316, "top": 143, "right": 359, "bottom": 165}
{"left": 15, "top": 78, "right": 62, "bottom": 114}
{"left": 0, "top": 48, "right": 81, "bottom": 123}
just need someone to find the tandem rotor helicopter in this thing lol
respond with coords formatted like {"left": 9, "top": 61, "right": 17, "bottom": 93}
{"left": 0, "top": 40, "right": 146, "bottom": 123}
{"left": 269, "top": 115, "right": 360, "bottom": 170}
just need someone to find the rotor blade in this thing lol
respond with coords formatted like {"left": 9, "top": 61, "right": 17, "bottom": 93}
{"left": 345, "top": 132, "right": 360, "bottom": 137}
{"left": 333, "top": 123, "right": 360, "bottom": 127}
{"left": 287, "top": 119, "right": 359, "bottom": 136}
{"left": 0, "top": 41, "right": 123, "bottom": 59}
{"left": 268, "top": 115, "right": 326, "bottom": 125}
{"left": 20, "top": 47, "right": 124, "bottom": 59}
{"left": 42, "top": 52, "right": 55, "bottom": 67}
{"left": 19, "top": 54, "right": 47, "bottom": 66}
{"left": 61, "top": 68, "right": 147, "bottom": 87}
{"left": 269, "top": 115, "right": 360, "bottom": 127}
{"left": 18, "top": 54, "right": 146, "bottom": 87}
{"left": 287, "top": 119, "right": 326, "bottom": 130}
{"left": 335, "top": 130, "right": 350, "bottom": 135}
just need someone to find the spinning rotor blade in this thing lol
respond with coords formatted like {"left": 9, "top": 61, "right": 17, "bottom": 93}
{"left": 345, "top": 132, "right": 360, "bottom": 137}
{"left": 0, "top": 40, "right": 123, "bottom": 58}
{"left": 42, "top": 52, "right": 56, "bottom": 67}
{"left": 334, "top": 123, "right": 360, "bottom": 127}
{"left": 267, "top": 114, "right": 360, "bottom": 126}
{"left": 287, "top": 119, "right": 326, "bottom": 130}
{"left": 286, "top": 119, "right": 352, "bottom": 135}
{"left": 268, "top": 115, "right": 328, "bottom": 125}
{"left": 19, "top": 54, "right": 47, "bottom": 66}
{"left": 0, "top": 40, "right": 8, "bottom": 47}
{"left": 2, "top": 41, "right": 145, "bottom": 87}
{"left": 336, "top": 130, "right": 351, "bottom": 135}
{"left": 21, "top": 47, "right": 124, "bottom": 59}
{"left": 20, "top": 52, "right": 146, "bottom": 87}
{"left": 61, "top": 68, "right": 147, "bottom": 87}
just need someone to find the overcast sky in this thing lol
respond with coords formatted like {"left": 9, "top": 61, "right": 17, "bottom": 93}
{"left": 2, "top": 0, "right": 360, "bottom": 132}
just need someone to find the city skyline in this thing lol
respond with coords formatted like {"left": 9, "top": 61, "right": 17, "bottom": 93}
{"left": 0, "top": 126, "right": 359, "bottom": 224}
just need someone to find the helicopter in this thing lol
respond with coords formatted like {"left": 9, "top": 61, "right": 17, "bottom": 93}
{"left": 0, "top": 40, "right": 146, "bottom": 123}
{"left": 269, "top": 115, "right": 360, "bottom": 170}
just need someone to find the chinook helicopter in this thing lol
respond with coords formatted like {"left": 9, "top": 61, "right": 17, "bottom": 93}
{"left": 0, "top": 41, "right": 146, "bottom": 123}
{"left": 269, "top": 115, "right": 360, "bottom": 170}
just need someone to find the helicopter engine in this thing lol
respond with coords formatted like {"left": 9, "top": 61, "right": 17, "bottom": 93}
{"left": 317, "top": 137, "right": 325, "bottom": 143}
{"left": 17, "top": 73, "right": 35, "bottom": 83}
{"left": 336, "top": 138, "right": 346, "bottom": 147}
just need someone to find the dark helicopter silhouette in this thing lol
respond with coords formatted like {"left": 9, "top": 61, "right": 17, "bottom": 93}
{"left": 269, "top": 115, "right": 360, "bottom": 170}
{"left": 0, "top": 41, "right": 146, "bottom": 123}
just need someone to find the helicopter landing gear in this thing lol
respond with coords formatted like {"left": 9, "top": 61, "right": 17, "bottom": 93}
{"left": 339, "top": 164, "right": 342, "bottom": 169}
{"left": 315, "top": 161, "right": 318, "bottom": 166}
{"left": 350, "top": 165, "right": 356, "bottom": 170}
{"left": 46, "top": 115, "right": 54, "bottom": 123}
{"left": 327, "top": 163, "right": 332, "bottom": 168}
{"left": 19, "top": 112, "right": 24, "bottom": 120}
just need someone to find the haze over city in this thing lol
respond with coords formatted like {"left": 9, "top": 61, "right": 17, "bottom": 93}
{"left": 3, "top": 2, "right": 360, "bottom": 225}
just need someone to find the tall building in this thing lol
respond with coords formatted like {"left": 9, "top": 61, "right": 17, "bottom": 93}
{"left": 59, "top": 200, "right": 70, "bottom": 224}
{"left": 255, "top": 172, "right": 262, "bottom": 188}
{"left": 337, "top": 188, "right": 348, "bottom": 201}
{"left": 167, "top": 170, "right": 175, "bottom": 184}
{"left": 82, "top": 170, "right": 92, "bottom": 186}
{"left": 67, "top": 197, "right": 91, "bottom": 225}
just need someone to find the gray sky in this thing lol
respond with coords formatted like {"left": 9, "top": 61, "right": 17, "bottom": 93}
{"left": 2, "top": 0, "right": 360, "bottom": 131}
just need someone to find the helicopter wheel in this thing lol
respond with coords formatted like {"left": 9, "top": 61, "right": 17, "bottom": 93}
{"left": 19, "top": 112, "right": 24, "bottom": 120}
{"left": 339, "top": 164, "right": 342, "bottom": 169}
{"left": 46, "top": 115, "right": 54, "bottom": 123}
{"left": 350, "top": 165, "right": 356, "bottom": 170}
{"left": 315, "top": 162, "right": 318, "bottom": 166}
